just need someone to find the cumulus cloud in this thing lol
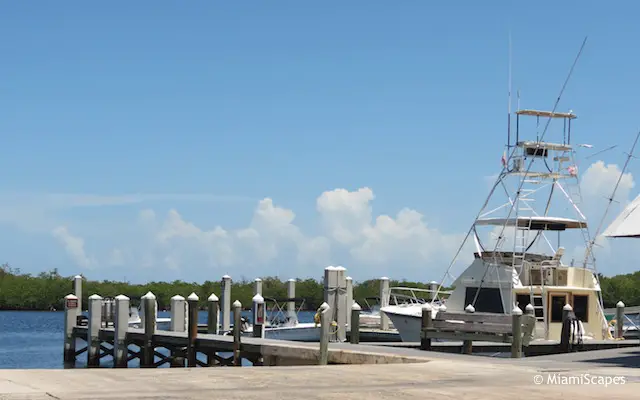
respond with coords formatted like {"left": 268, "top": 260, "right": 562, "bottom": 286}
{"left": 40, "top": 160, "right": 640, "bottom": 280}
{"left": 51, "top": 226, "right": 95, "bottom": 269}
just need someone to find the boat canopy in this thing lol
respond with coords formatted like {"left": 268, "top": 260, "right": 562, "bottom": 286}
{"left": 603, "top": 194, "right": 640, "bottom": 238}
{"left": 476, "top": 216, "right": 587, "bottom": 231}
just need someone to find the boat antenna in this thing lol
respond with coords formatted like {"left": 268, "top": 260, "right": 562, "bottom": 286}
{"left": 507, "top": 30, "right": 512, "bottom": 148}
{"left": 582, "top": 129, "right": 640, "bottom": 267}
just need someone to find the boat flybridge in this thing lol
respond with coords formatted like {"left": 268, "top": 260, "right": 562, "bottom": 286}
{"left": 382, "top": 108, "right": 611, "bottom": 343}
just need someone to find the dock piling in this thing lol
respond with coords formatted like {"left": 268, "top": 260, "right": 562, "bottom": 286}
{"left": 221, "top": 275, "right": 232, "bottom": 332}
{"left": 73, "top": 275, "right": 83, "bottom": 315}
{"left": 462, "top": 304, "right": 475, "bottom": 354}
{"left": 511, "top": 307, "right": 523, "bottom": 358}
{"left": 323, "top": 266, "right": 338, "bottom": 342}
{"left": 420, "top": 303, "right": 433, "bottom": 351}
{"left": 345, "top": 276, "right": 353, "bottom": 328}
{"left": 232, "top": 300, "right": 242, "bottom": 366}
{"left": 379, "top": 277, "right": 390, "bottom": 331}
{"left": 113, "top": 295, "right": 129, "bottom": 368}
{"left": 252, "top": 294, "right": 265, "bottom": 339}
{"left": 253, "top": 278, "right": 262, "bottom": 296}
{"left": 87, "top": 294, "right": 103, "bottom": 367}
{"left": 170, "top": 295, "right": 186, "bottom": 367}
{"left": 63, "top": 294, "right": 79, "bottom": 367}
{"left": 616, "top": 301, "right": 625, "bottom": 339}
{"left": 141, "top": 291, "right": 157, "bottom": 367}
{"left": 335, "top": 267, "right": 347, "bottom": 342}
{"left": 287, "top": 278, "right": 296, "bottom": 321}
{"left": 318, "top": 302, "right": 330, "bottom": 365}
{"left": 207, "top": 293, "right": 220, "bottom": 366}
{"left": 350, "top": 302, "right": 361, "bottom": 344}
{"left": 187, "top": 293, "right": 199, "bottom": 367}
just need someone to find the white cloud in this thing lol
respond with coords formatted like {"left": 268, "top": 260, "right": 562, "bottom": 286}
{"left": 51, "top": 226, "right": 95, "bottom": 269}
{"left": 31, "top": 160, "right": 640, "bottom": 280}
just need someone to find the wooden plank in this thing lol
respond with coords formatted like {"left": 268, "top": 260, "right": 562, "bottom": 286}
{"left": 429, "top": 321, "right": 512, "bottom": 334}
{"left": 436, "top": 312, "right": 512, "bottom": 324}
{"left": 424, "top": 330, "right": 513, "bottom": 343}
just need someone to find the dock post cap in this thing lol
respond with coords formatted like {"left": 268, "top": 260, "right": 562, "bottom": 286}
{"left": 222, "top": 275, "right": 231, "bottom": 280}
{"left": 171, "top": 294, "right": 185, "bottom": 301}
{"left": 429, "top": 280, "right": 438, "bottom": 284}
{"left": 351, "top": 302, "right": 361, "bottom": 311}
{"left": 346, "top": 276, "right": 352, "bottom": 281}
{"left": 379, "top": 276, "right": 389, "bottom": 281}
{"left": 512, "top": 307, "right": 523, "bottom": 316}
{"left": 563, "top": 304, "right": 573, "bottom": 311}
{"left": 141, "top": 291, "right": 156, "bottom": 300}
{"left": 232, "top": 300, "right": 242, "bottom": 308}
{"left": 465, "top": 304, "right": 475, "bottom": 313}
{"left": 252, "top": 293, "right": 264, "bottom": 303}
{"left": 287, "top": 278, "right": 296, "bottom": 282}
{"left": 187, "top": 292, "right": 199, "bottom": 301}
{"left": 207, "top": 293, "right": 219, "bottom": 302}
{"left": 319, "top": 302, "right": 330, "bottom": 312}
{"left": 422, "top": 303, "right": 432, "bottom": 311}
{"left": 334, "top": 266, "right": 346, "bottom": 271}
{"left": 73, "top": 275, "right": 83, "bottom": 279}
{"left": 115, "top": 294, "right": 130, "bottom": 301}
{"left": 254, "top": 277, "right": 262, "bottom": 282}
{"left": 64, "top": 294, "right": 78, "bottom": 299}
{"left": 88, "top": 294, "right": 103, "bottom": 300}
{"left": 525, "top": 303, "right": 534, "bottom": 312}
{"left": 439, "top": 304, "right": 447, "bottom": 312}
{"left": 617, "top": 301, "right": 625, "bottom": 308}
{"left": 324, "top": 265, "right": 336, "bottom": 271}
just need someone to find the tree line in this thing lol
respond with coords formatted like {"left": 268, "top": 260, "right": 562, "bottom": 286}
{"left": 1, "top": 263, "right": 638, "bottom": 311}
{"left": 0, "top": 264, "right": 441, "bottom": 311}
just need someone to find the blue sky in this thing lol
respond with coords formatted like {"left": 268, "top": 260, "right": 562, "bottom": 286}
{"left": 1, "top": 1, "right": 639, "bottom": 284}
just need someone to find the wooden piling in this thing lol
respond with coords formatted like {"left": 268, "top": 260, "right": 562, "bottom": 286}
{"left": 345, "top": 276, "right": 353, "bottom": 328}
{"left": 420, "top": 303, "right": 432, "bottom": 351}
{"left": 63, "top": 294, "right": 78, "bottom": 367}
{"left": 286, "top": 279, "right": 296, "bottom": 321}
{"left": 462, "top": 304, "right": 475, "bottom": 354}
{"left": 318, "top": 302, "right": 330, "bottom": 365}
{"left": 379, "top": 277, "right": 390, "bottom": 331}
{"left": 560, "top": 303, "right": 573, "bottom": 353}
{"left": 253, "top": 278, "right": 262, "bottom": 296}
{"left": 350, "top": 302, "right": 361, "bottom": 344}
{"left": 187, "top": 293, "right": 199, "bottom": 367}
{"left": 87, "top": 294, "right": 102, "bottom": 367}
{"left": 73, "top": 275, "right": 83, "bottom": 316}
{"left": 616, "top": 301, "right": 625, "bottom": 339}
{"left": 335, "top": 267, "right": 347, "bottom": 342}
{"left": 511, "top": 307, "right": 523, "bottom": 358}
{"left": 323, "top": 266, "right": 338, "bottom": 342}
{"left": 207, "top": 293, "right": 220, "bottom": 366}
{"left": 221, "top": 275, "right": 232, "bottom": 332}
{"left": 113, "top": 294, "right": 129, "bottom": 368}
{"left": 232, "top": 300, "right": 242, "bottom": 366}
{"left": 170, "top": 295, "right": 186, "bottom": 367}
{"left": 252, "top": 294, "right": 265, "bottom": 339}
{"left": 141, "top": 291, "right": 156, "bottom": 367}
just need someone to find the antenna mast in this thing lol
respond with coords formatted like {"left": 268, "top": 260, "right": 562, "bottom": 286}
{"left": 507, "top": 31, "right": 512, "bottom": 148}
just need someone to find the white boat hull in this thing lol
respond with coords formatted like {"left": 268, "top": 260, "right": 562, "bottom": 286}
{"left": 264, "top": 323, "right": 321, "bottom": 342}
{"left": 380, "top": 306, "right": 422, "bottom": 342}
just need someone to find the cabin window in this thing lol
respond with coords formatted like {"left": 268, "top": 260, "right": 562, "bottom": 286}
{"left": 572, "top": 295, "right": 589, "bottom": 322}
{"left": 516, "top": 294, "right": 530, "bottom": 313}
{"left": 550, "top": 294, "right": 567, "bottom": 322}
{"left": 464, "top": 287, "right": 504, "bottom": 313}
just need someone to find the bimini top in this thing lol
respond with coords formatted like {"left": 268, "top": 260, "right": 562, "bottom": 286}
{"left": 603, "top": 194, "right": 640, "bottom": 238}
{"left": 476, "top": 216, "right": 587, "bottom": 231}
{"left": 515, "top": 109, "right": 577, "bottom": 119}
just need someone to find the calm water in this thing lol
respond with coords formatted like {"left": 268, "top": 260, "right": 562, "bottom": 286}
{"left": 0, "top": 310, "right": 317, "bottom": 369}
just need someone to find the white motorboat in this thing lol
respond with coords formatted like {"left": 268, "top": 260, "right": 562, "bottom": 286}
{"left": 383, "top": 106, "right": 610, "bottom": 343}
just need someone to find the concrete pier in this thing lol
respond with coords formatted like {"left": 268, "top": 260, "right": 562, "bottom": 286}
{"left": 1, "top": 347, "right": 638, "bottom": 399}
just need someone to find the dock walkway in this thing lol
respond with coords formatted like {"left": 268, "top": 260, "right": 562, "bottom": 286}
{"left": 2, "top": 348, "right": 639, "bottom": 400}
